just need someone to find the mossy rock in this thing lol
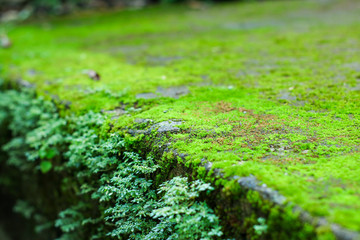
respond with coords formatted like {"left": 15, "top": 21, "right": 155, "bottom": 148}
{"left": 1, "top": 0, "right": 360, "bottom": 239}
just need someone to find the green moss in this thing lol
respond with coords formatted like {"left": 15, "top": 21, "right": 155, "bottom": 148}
{"left": 1, "top": 0, "right": 360, "bottom": 234}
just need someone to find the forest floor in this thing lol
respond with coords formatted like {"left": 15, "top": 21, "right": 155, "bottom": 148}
{"left": 1, "top": 0, "right": 360, "bottom": 237}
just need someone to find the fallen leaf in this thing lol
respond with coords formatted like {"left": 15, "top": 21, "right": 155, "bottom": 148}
{"left": 82, "top": 69, "right": 100, "bottom": 81}
{"left": 188, "top": 1, "right": 206, "bottom": 10}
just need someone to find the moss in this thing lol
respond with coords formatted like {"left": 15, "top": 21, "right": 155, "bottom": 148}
{"left": 1, "top": 0, "right": 360, "bottom": 236}
{"left": 202, "top": 179, "right": 319, "bottom": 239}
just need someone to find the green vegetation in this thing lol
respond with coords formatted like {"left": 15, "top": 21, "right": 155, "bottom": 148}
{"left": 0, "top": 89, "right": 222, "bottom": 239}
{"left": 1, "top": 0, "right": 360, "bottom": 238}
{"left": 254, "top": 218, "right": 268, "bottom": 236}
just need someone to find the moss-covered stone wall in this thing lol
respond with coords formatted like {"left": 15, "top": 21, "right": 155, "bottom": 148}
{"left": 1, "top": 0, "right": 360, "bottom": 239}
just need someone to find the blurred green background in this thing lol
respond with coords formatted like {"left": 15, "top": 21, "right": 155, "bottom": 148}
{"left": 1, "top": 0, "right": 257, "bottom": 16}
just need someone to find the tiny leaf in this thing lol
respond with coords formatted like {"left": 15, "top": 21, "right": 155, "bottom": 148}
{"left": 40, "top": 161, "right": 52, "bottom": 173}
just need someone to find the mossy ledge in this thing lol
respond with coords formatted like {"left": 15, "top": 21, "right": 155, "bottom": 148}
{"left": 0, "top": 87, "right": 225, "bottom": 240}
{"left": 0, "top": 85, "right": 358, "bottom": 240}
{"left": 124, "top": 115, "right": 360, "bottom": 240}
{"left": 1, "top": 0, "right": 360, "bottom": 239}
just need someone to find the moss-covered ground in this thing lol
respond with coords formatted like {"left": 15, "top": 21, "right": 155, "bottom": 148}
{"left": 1, "top": 0, "right": 360, "bottom": 234}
